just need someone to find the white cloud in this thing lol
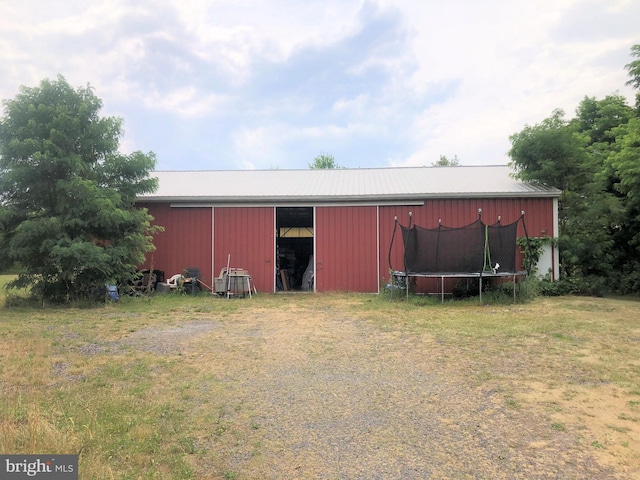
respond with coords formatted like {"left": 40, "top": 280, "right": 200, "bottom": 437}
{"left": 382, "top": 0, "right": 637, "bottom": 166}
{"left": 0, "top": 0, "right": 637, "bottom": 170}
{"left": 167, "top": 0, "right": 367, "bottom": 86}
{"left": 231, "top": 120, "right": 386, "bottom": 169}
{"left": 142, "top": 86, "right": 230, "bottom": 117}
{"left": 332, "top": 94, "right": 371, "bottom": 115}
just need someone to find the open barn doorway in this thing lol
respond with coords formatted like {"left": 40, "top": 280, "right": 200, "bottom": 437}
{"left": 276, "top": 207, "right": 314, "bottom": 291}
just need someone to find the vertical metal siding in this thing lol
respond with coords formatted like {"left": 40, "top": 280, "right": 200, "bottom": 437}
{"left": 138, "top": 203, "right": 213, "bottom": 284}
{"left": 379, "top": 197, "right": 555, "bottom": 292}
{"left": 141, "top": 196, "right": 554, "bottom": 295}
{"left": 316, "top": 206, "right": 378, "bottom": 292}
{"left": 213, "top": 207, "right": 275, "bottom": 293}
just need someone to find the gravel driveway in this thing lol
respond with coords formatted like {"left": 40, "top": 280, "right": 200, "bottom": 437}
{"left": 121, "top": 304, "right": 622, "bottom": 480}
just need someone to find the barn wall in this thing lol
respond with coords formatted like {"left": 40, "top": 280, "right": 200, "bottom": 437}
{"left": 213, "top": 207, "right": 275, "bottom": 293}
{"left": 140, "top": 196, "right": 555, "bottom": 295}
{"left": 315, "top": 206, "right": 379, "bottom": 293}
{"left": 139, "top": 203, "right": 213, "bottom": 285}
{"left": 379, "top": 197, "right": 556, "bottom": 291}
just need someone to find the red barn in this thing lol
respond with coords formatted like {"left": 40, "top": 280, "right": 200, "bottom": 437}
{"left": 136, "top": 166, "right": 560, "bottom": 294}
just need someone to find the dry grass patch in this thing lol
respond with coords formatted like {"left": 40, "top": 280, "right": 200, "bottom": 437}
{"left": 358, "top": 295, "right": 640, "bottom": 476}
{"left": 1, "top": 279, "right": 639, "bottom": 478}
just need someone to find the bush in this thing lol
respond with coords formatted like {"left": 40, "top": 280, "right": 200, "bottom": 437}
{"left": 537, "top": 276, "right": 608, "bottom": 297}
{"left": 450, "top": 278, "right": 532, "bottom": 303}
{"left": 451, "top": 278, "right": 481, "bottom": 299}
{"left": 4, "top": 293, "right": 40, "bottom": 308}
{"left": 617, "top": 261, "right": 640, "bottom": 294}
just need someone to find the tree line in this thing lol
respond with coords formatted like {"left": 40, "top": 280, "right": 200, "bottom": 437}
{"left": 2, "top": 46, "right": 639, "bottom": 302}
{"left": 509, "top": 44, "right": 640, "bottom": 294}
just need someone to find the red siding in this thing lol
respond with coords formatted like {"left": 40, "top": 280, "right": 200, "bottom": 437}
{"left": 213, "top": 207, "right": 275, "bottom": 293}
{"left": 139, "top": 203, "right": 213, "bottom": 284}
{"left": 316, "top": 206, "right": 379, "bottom": 293}
{"left": 379, "top": 198, "right": 555, "bottom": 291}
{"left": 140, "top": 196, "right": 555, "bottom": 295}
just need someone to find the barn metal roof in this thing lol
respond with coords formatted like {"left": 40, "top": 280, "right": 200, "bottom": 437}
{"left": 139, "top": 165, "right": 561, "bottom": 205}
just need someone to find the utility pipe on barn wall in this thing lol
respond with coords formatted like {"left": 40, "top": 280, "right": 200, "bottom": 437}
{"left": 211, "top": 207, "right": 216, "bottom": 295}
{"left": 553, "top": 197, "right": 560, "bottom": 280}
{"left": 376, "top": 205, "right": 380, "bottom": 294}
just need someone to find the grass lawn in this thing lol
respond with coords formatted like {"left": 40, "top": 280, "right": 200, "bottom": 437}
{"left": 0, "top": 274, "right": 639, "bottom": 479}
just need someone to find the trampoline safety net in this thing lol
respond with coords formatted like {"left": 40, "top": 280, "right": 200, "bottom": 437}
{"left": 399, "top": 217, "right": 521, "bottom": 275}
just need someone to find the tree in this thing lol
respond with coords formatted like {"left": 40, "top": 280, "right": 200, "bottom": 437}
{"left": 610, "top": 116, "right": 640, "bottom": 204}
{"left": 508, "top": 109, "right": 591, "bottom": 191}
{"left": 508, "top": 46, "right": 640, "bottom": 293}
{"left": 573, "top": 94, "right": 634, "bottom": 145}
{"left": 432, "top": 155, "right": 460, "bottom": 167}
{"left": 508, "top": 108, "right": 625, "bottom": 287}
{"left": 309, "top": 153, "right": 341, "bottom": 169}
{"left": 626, "top": 44, "right": 640, "bottom": 113}
{"left": 0, "top": 75, "right": 161, "bottom": 302}
{"left": 626, "top": 45, "right": 640, "bottom": 89}
{"left": 605, "top": 118, "right": 640, "bottom": 290}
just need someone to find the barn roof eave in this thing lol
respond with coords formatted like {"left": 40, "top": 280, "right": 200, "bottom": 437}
{"left": 137, "top": 190, "right": 562, "bottom": 205}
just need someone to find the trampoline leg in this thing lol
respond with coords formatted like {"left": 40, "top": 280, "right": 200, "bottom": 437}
{"left": 441, "top": 276, "right": 444, "bottom": 304}
{"left": 479, "top": 277, "right": 482, "bottom": 304}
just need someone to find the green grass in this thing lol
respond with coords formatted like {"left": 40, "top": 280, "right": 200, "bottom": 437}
{"left": 1, "top": 276, "right": 640, "bottom": 477}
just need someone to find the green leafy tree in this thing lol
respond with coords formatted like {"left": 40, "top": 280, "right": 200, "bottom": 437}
{"left": 309, "top": 152, "right": 341, "bottom": 169}
{"left": 508, "top": 109, "right": 591, "bottom": 191}
{"left": 508, "top": 108, "right": 625, "bottom": 288}
{"left": 608, "top": 118, "right": 640, "bottom": 200}
{"left": 573, "top": 94, "right": 634, "bottom": 145}
{"left": 605, "top": 118, "right": 640, "bottom": 290}
{"left": 508, "top": 46, "right": 640, "bottom": 293}
{"left": 432, "top": 155, "right": 460, "bottom": 166}
{"left": 573, "top": 94, "right": 635, "bottom": 196}
{"left": 0, "top": 75, "right": 161, "bottom": 302}
{"left": 626, "top": 44, "right": 640, "bottom": 89}
{"left": 625, "top": 44, "right": 640, "bottom": 113}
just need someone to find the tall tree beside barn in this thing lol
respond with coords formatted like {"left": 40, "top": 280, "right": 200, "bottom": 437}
{"left": 0, "top": 75, "right": 161, "bottom": 302}
{"left": 509, "top": 44, "right": 640, "bottom": 293}
{"left": 625, "top": 44, "right": 640, "bottom": 113}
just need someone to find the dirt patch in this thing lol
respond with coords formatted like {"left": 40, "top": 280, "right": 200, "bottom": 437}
{"left": 114, "top": 301, "right": 632, "bottom": 479}
{"left": 520, "top": 381, "right": 640, "bottom": 477}
{"left": 119, "top": 319, "right": 221, "bottom": 355}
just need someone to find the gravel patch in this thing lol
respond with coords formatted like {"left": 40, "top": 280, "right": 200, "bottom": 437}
{"left": 49, "top": 361, "right": 85, "bottom": 385}
{"left": 77, "top": 343, "right": 108, "bottom": 355}
{"left": 118, "top": 319, "right": 221, "bottom": 355}
{"left": 179, "top": 311, "right": 622, "bottom": 479}
{"left": 65, "top": 304, "right": 623, "bottom": 478}
{"left": 239, "top": 354, "right": 614, "bottom": 478}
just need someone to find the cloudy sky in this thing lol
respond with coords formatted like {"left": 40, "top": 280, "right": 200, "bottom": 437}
{"left": 0, "top": 0, "right": 637, "bottom": 170}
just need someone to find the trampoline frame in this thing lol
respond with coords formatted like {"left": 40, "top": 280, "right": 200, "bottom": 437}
{"left": 388, "top": 210, "right": 531, "bottom": 303}
{"left": 390, "top": 270, "right": 528, "bottom": 303}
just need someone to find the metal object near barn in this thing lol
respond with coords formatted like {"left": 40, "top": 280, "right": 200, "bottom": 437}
{"left": 214, "top": 255, "right": 254, "bottom": 298}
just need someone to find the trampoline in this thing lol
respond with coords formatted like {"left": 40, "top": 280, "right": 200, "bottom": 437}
{"left": 389, "top": 210, "right": 531, "bottom": 302}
